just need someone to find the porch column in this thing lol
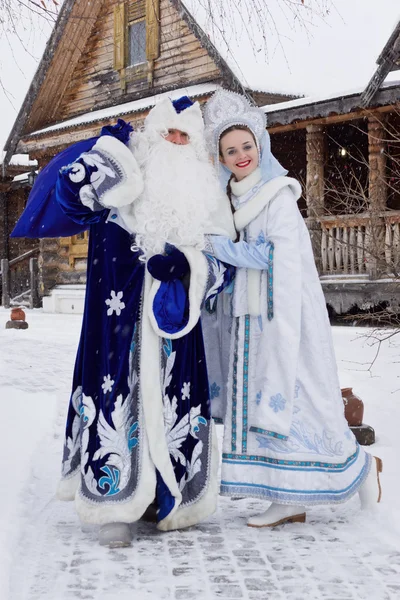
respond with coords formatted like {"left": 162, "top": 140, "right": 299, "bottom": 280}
{"left": 0, "top": 190, "right": 8, "bottom": 260}
{"left": 368, "top": 116, "right": 387, "bottom": 210}
{"left": 306, "top": 125, "right": 325, "bottom": 273}
{"left": 367, "top": 116, "right": 387, "bottom": 278}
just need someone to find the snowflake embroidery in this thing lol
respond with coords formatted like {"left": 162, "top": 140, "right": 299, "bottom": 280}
{"left": 256, "top": 390, "right": 262, "bottom": 405}
{"left": 101, "top": 374, "right": 115, "bottom": 394}
{"left": 269, "top": 393, "right": 286, "bottom": 413}
{"left": 294, "top": 383, "right": 300, "bottom": 399}
{"left": 255, "top": 231, "right": 266, "bottom": 246}
{"left": 181, "top": 382, "right": 191, "bottom": 400}
{"left": 210, "top": 382, "right": 220, "bottom": 400}
{"left": 105, "top": 290, "right": 125, "bottom": 316}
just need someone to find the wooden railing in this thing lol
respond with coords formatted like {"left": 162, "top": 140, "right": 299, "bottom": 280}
{"left": 318, "top": 211, "right": 400, "bottom": 277}
{"left": 1, "top": 247, "right": 40, "bottom": 308}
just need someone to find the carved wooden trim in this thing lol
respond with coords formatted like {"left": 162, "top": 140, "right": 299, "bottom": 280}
{"left": 146, "top": 0, "right": 160, "bottom": 63}
{"left": 114, "top": 3, "right": 127, "bottom": 72}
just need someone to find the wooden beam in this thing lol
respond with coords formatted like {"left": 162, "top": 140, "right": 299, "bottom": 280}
{"left": 269, "top": 104, "right": 398, "bottom": 134}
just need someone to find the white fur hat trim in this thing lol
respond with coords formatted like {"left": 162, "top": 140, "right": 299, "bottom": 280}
{"left": 145, "top": 98, "right": 204, "bottom": 139}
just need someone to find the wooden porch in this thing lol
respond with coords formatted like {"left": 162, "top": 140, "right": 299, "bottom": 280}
{"left": 270, "top": 102, "right": 400, "bottom": 313}
{"left": 317, "top": 211, "right": 400, "bottom": 279}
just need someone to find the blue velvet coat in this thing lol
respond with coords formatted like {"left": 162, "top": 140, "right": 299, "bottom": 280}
{"left": 30, "top": 131, "right": 235, "bottom": 529}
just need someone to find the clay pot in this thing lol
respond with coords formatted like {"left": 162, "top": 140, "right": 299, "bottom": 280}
{"left": 342, "top": 387, "right": 364, "bottom": 427}
{"left": 10, "top": 307, "right": 26, "bottom": 322}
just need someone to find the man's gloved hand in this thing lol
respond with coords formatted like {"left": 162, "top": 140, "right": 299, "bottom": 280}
{"left": 147, "top": 247, "right": 190, "bottom": 282}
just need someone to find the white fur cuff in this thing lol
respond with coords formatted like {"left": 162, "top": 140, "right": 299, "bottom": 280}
{"left": 94, "top": 136, "right": 144, "bottom": 208}
{"left": 148, "top": 247, "right": 209, "bottom": 340}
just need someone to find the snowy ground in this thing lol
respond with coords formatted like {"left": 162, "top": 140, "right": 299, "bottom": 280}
{"left": 1, "top": 308, "right": 400, "bottom": 600}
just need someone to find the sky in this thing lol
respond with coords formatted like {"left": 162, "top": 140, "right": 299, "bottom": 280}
{"left": 0, "top": 0, "right": 399, "bottom": 154}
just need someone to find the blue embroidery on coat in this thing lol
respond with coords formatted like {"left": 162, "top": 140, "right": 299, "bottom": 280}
{"left": 231, "top": 320, "right": 240, "bottom": 452}
{"left": 210, "top": 382, "right": 220, "bottom": 400}
{"left": 267, "top": 243, "right": 274, "bottom": 321}
{"left": 256, "top": 391, "right": 262, "bottom": 405}
{"left": 222, "top": 447, "right": 358, "bottom": 469}
{"left": 220, "top": 454, "right": 370, "bottom": 504}
{"left": 250, "top": 426, "right": 288, "bottom": 440}
{"left": 163, "top": 338, "right": 173, "bottom": 358}
{"left": 256, "top": 421, "right": 344, "bottom": 457}
{"left": 98, "top": 465, "right": 120, "bottom": 496}
{"left": 256, "top": 231, "right": 266, "bottom": 246}
{"left": 242, "top": 316, "right": 250, "bottom": 453}
{"left": 128, "top": 422, "right": 139, "bottom": 450}
{"left": 269, "top": 393, "right": 286, "bottom": 413}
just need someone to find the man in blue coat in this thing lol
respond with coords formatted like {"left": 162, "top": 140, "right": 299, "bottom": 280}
{"left": 53, "top": 96, "right": 239, "bottom": 547}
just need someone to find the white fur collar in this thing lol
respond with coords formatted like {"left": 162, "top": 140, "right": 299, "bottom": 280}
{"left": 231, "top": 167, "right": 262, "bottom": 196}
{"left": 234, "top": 176, "right": 302, "bottom": 231}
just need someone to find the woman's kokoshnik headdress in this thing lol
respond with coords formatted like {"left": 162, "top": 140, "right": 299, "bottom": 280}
{"left": 203, "top": 88, "right": 287, "bottom": 188}
{"left": 204, "top": 89, "right": 266, "bottom": 157}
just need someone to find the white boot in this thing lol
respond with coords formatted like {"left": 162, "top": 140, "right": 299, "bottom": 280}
{"left": 98, "top": 522, "right": 132, "bottom": 548}
{"left": 247, "top": 503, "right": 306, "bottom": 528}
{"left": 359, "top": 456, "right": 383, "bottom": 510}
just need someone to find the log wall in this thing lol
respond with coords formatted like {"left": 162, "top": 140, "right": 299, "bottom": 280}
{"left": 58, "top": 0, "right": 222, "bottom": 121}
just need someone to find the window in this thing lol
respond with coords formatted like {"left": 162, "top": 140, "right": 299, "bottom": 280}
{"left": 114, "top": 1, "right": 160, "bottom": 80}
{"left": 60, "top": 232, "right": 89, "bottom": 269}
{"left": 129, "top": 20, "right": 146, "bottom": 66}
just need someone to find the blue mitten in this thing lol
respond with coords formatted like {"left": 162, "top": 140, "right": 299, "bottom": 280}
{"left": 147, "top": 247, "right": 190, "bottom": 282}
{"left": 100, "top": 119, "right": 133, "bottom": 144}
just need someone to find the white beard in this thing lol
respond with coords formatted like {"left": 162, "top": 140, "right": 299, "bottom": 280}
{"left": 129, "top": 133, "right": 222, "bottom": 257}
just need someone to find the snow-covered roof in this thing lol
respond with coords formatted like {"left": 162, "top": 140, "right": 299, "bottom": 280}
{"left": 12, "top": 172, "right": 34, "bottom": 183}
{"left": 262, "top": 79, "right": 400, "bottom": 128}
{"left": 30, "top": 83, "right": 220, "bottom": 137}
{"left": 263, "top": 79, "right": 400, "bottom": 114}
{"left": 0, "top": 152, "right": 38, "bottom": 167}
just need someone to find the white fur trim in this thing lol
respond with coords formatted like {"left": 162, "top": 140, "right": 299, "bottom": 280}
{"left": 157, "top": 420, "right": 219, "bottom": 531}
{"left": 234, "top": 176, "right": 302, "bottom": 231}
{"left": 57, "top": 471, "right": 80, "bottom": 501}
{"left": 231, "top": 167, "right": 262, "bottom": 197}
{"left": 207, "top": 190, "right": 237, "bottom": 240}
{"left": 247, "top": 269, "right": 261, "bottom": 317}
{"left": 140, "top": 270, "right": 182, "bottom": 507}
{"left": 93, "top": 136, "right": 144, "bottom": 208}
{"left": 145, "top": 98, "right": 204, "bottom": 140}
{"left": 148, "top": 247, "right": 209, "bottom": 340}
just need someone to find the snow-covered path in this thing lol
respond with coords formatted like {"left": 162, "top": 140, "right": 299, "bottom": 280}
{"left": 1, "top": 309, "right": 400, "bottom": 600}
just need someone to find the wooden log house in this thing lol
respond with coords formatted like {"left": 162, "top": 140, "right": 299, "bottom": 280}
{"left": 0, "top": 0, "right": 292, "bottom": 312}
{"left": 266, "top": 22, "right": 400, "bottom": 316}
{"left": 1, "top": 2, "right": 399, "bottom": 316}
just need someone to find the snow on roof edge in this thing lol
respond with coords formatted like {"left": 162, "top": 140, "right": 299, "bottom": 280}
{"left": 30, "top": 83, "right": 220, "bottom": 137}
{"left": 262, "top": 80, "right": 400, "bottom": 114}
{"left": 0, "top": 151, "right": 38, "bottom": 167}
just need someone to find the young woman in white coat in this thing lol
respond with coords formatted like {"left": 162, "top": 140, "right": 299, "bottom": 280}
{"left": 203, "top": 89, "right": 382, "bottom": 528}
